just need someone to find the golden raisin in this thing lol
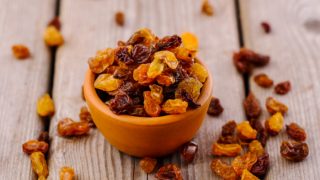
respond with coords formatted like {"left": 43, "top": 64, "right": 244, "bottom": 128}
{"left": 127, "top": 28, "right": 156, "bottom": 46}
{"left": 181, "top": 32, "right": 199, "bottom": 51}
{"left": 265, "top": 97, "right": 288, "bottom": 115}
{"left": 212, "top": 143, "right": 242, "bottom": 157}
{"left": 88, "top": 48, "right": 115, "bottom": 74}
{"left": 147, "top": 58, "right": 165, "bottom": 78}
{"left": 236, "top": 121, "right": 257, "bottom": 140}
{"left": 173, "top": 46, "right": 196, "bottom": 62}
{"left": 211, "top": 159, "right": 237, "bottom": 180}
{"left": 248, "top": 140, "right": 264, "bottom": 156}
{"left": 60, "top": 166, "right": 75, "bottom": 180}
{"left": 43, "top": 26, "right": 64, "bottom": 46}
{"left": 12, "top": 44, "right": 30, "bottom": 59}
{"left": 156, "top": 74, "right": 175, "bottom": 86}
{"left": 133, "top": 64, "right": 154, "bottom": 85}
{"left": 155, "top": 164, "right": 183, "bottom": 180}
{"left": 175, "top": 77, "right": 203, "bottom": 101}
{"left": 162, "top": 99, "right": 188, "bottom": 115}
{"left": 57, "top": 118, "right": 90, "bottom": 137}
{"left": 241, "top": 169, "right": 259, "bottom": 180}
{"left": 201, "top": 0, "right": 214, "bottom": 16}
{"left": 139, "top": 157, "right": 157, "bottom": 174}
{"left": 280, "top": 140, "right": 309, "bottom": 162}
{"left": 37, "top": 93, "right": 55, "bottom": 117}
{"left": 143, "top": 91, "right": 161, "bottom": 117}
{"left": 154, "top": 50, "right": 179, "bottom": 69}
{"left": 115, "top": 11, "right": 125, "bottom": 26}
{"left": 22, "top": 140, "right": 49, "bottom": 155}
{"left": 149, "top": 84, "right": 164, "bottom": 104}
{"left": 94, "top": 74, "right": 122, "bottom": 92}
{"left": 265, "top": 112, "right": 284, "bottom": 136}
{"left": 232, "top": 152, "right": 258, "bottom": 176}
{"left": 254, "top": 73, "right": 273, "bottom": 88}
{"left": 190, "top": 62, "right": 208, "bottom": 83}
{"left": 286, "top": 122, "right": 306, "bottom": 141}
{"left": 30, "top": 152, "right": 48, "bottom": 179}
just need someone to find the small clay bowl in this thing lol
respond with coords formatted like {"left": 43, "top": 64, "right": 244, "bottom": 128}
{"left": 84, "top": 62, "right": 212, "bottom": 157}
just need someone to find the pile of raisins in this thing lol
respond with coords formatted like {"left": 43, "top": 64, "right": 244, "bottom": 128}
{"left": 88, "top": 28, "right": 209, "bottom": 117}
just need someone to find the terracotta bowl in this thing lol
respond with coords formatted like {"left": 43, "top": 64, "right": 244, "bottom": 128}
{"left": 84, "top": 63, "right": 212, "bottom": 157}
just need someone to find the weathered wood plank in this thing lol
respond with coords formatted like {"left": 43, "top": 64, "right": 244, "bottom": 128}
{"left": 48, "top": 0, "right": 244, "bottom": 179}
{"left": 0, "top": 0, "right": 55, "bottom": 179}
{"left": 240, "top": 0, "right": 320, "bottom": 179}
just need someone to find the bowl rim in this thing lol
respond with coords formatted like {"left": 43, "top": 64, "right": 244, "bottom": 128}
{"left": 84, "top": 60, "right": 213, "bottom": 126}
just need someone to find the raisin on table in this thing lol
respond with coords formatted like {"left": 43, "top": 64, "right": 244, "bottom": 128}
{"left": 286, "top": 123, "right": 307, "bottom": 141}
{"left": 180, "top": 141, "right": 198, "bottom": 163}
{"left": 280, "top": 140, "right": 309, "bottom": 162}
{"left": 139, "top": 157, "right": 157, "bottom": 174}
{"left": 207, "top": 97, "right": 224, "bottom": 116}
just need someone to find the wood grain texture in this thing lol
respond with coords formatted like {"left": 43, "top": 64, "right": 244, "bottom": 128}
{"left": 0, "top": 0, "right": 55, "bottom": 179}
{"left": 48, "top": 0, "right": 244, "bottom": 179}
{"left": 240, "top": 0, "right": 320, "bottom": 179}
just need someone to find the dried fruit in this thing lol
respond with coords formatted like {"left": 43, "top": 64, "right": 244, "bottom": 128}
{"left": 212, "top": 143, "right": 242, "bottom": 157}
{"left": 132, "top": 44, "right": 151, "bottom": 64}
{"left": 156, "top": 35, "right": 182, "bottom": 50}
{"left": 250, "top": 153, "right": 269, "bottom": 178}
{"left": 190, "top": 63, "right": 208, "bottom": 83}
{"left": 38, "top": 131, "right": 50, "bottom": 143}
{"left": 133, "top": 63, "right": 154, "bottom": 85}
{"left": 22, "top": 140, "right": 49, "bottom": 155}
{"left": 201, "top": 0, "right": 214, "bottom": 16}
{"left": 156, "top": 74, "right": 175, "bottom": 86}
{"left": 30, "top": 152, "right": 48, "bottom": 179}
{"left": 221, "top": 120, "right": 237, "bottom": 136}
{"left": 143, "top": 91, "right": 161, "bottom": 117}
{"left": 217, "top": 135, "right": 239, "bottom": 144}
{"left": 236, "top": 121, "right": 257, "bottom": 140}
{"left": 155, "top": 164, "right": 183, "bottom": 180}
{"left": 139, "top": 157, "right": 157, "bottom": 174}
{"left": 12, "top": 44, "right": 30, "bottom": 59}
{"left": 115, "top": 46, "right": 134, "bottom": 65}
{"left": 57, "top": 118, "right": 90, "bottom": 137}
{"left": 249, "top": 140, "right": 264, "bottom": 156}
{"left": 211, "top": 159, "right": 237, "bottom": 180}
{"left": 162, "top": 99, "right": 188, "bottom": 115}
{"left": 109, "top": 93, "right": 133, "bottom": 114}
{"left": 251, "top": 120, "right": 269, "bottom": 147}
{"left": 173, "top": 47, "right": 196, "bottom": 62}
{"left": 280, "top": 140, "right": 309, "bottom": 162}
{"left": 43, "top": 26, "right": 64, "bottom": 46}
{"left": 94, "top": 74, "right": 122, "bottom": 92}
{"left": 48, "top": 17, "right": 61, "bottom": 30}
{"left": 79, "top": 106, "right": 95, "bottom": 128}
{"left": 261, "top": 22, "right": 271, "bottom": 33}
{"left": 115, "top": 11, "right": 125, "bottom": 26}
{"left": 265, "top": 97, "right": 288, "bottom": 115}
{"left": 207, "top": 97, "right": 224, "bottom": 116}
{"left": 149, "top": 84, "right": 164, "bottom": 104}
{"left": 275, "top": 81, "right": 291, "bottom": 95}
{"left": 127, "top": 28, "right": 156, "bottom": 46}
{"left": 175, "top": 77, "right": 203, "bottom": 101}
{"left": 60, "top": 166, "right": 75, "bottom": 180}
{"left": 179, "top": 89, "right": 200, "bottom": 109}
{"left": 265, "top": 112, "right": 284, "bottom": 136}
{"left": 180, "top": 141, "right": 198, "bottom": 163}
{"left": 243, "top": 92, "right": 261, "bottom": 120}
{"left": 37, "top": 93, "right": 55, "bottom": 117}
{"left": 286, "top": 123, "right": 306, "bottom": 141}
{"left": 232, "top": 152, "right": 258, "bottom": 176}
{"left": 154, "top": 50, "right": 179, "bottom": 69}
{"left": 147, "top": 58, "right": 165, "bottom": 78}
{"left": 88, "top": 48, "right": 114, "bottom": 74}
{"left": 181, "top": 32, "right": 199, "bottom": 51}
{"left": 241, "top": 169, "right": 259, "bottom": 180}
{"left": 254, "top": 73, "right": 273, "bottom": 88}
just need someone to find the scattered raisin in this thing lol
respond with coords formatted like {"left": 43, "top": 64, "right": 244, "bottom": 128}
{"left": 139, "top": 157, "right": 157, "bottom": 174}
{"left": 261, "top": 22, "right": 271, "bottom": 34}
{"left": 79, "top": 106, "right": 95, "bottom": 128}
{"left": 37, "top": 93, "right": 55, "bottom": 117}
{"left": 232, "top": 152, "right": 258, "bottom": 176}
{"left": 221, "top": 120, "right": 237, "bottom": 136}
{"left": 286, "top": 123, "right": 306, "bottom": 141}
{"left": 211, "top": 159, "right": 237, "bottom": 180}
{"left": 180, "top": 141, "right": 198, "bottom": 163}
{"left": 265, "top": 97, "right": 288, "bottom": 115}
{"left": 275, "top": 81, "right": 291, "bottom": 95}
{"left": 249, "top": 140, "right": 264, "bottom": 156}
{"left": 280, "top": 140, "right": 309, "bottom": 162}
{"left": 212, "top": 143, "right": 242, "bottom": 157}
{"left": 201, "top": 0, "right": 214, "bottom": 16}
{"left": 155, "top": 164, "right": 183, "bottom": 180}
{"left": 132, "top": 44, "right": 151, "bottom": 64}
{"left": 217, "top": 135, "right": 239, "bottom": 144}
{"left": 236, "top": 121, "right": 257, "bottom": 140}
{"left": 265, "top": 112, "right": 284, "bottom": 136}
{"left": 12, "top": 44, "right": 30, "bottom": 59}
{"left": 250, "top": 153, "right": 270, "bottom": 178}
{"left": 207, "top": 97, "right": 224, "bottom": 116}
{"left": 30, "top": 152, "right": 48, "bottom": 179}
{"left": 243, "top": 92, "right": 261, "bottom": 120}
{"left": 48, "top": 17, "right": 61, "bottom": 30}
{"left": 22, "top": 140, "right": 49, "bottom": 155}
{"left": 115, "top": 11, "right": 125, "bottom": 26}
{"left": 43, "top": 26, "right": 64, "bottom": 46}
{"left": 57, "top": 118, "right": 90, "bottom": 137}
{"left": 60, "top": 166, "right": 75, "bottom": 180}
{"left": 38, "top": 131, "right": 50, "bottom": 143}
{"left": 156, "top": 35, "right": 182, "bottom": 50}
{"left": 254, "top": 73, "right": 273, "bottom": 88}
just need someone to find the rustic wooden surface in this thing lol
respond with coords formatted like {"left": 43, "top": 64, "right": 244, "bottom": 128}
{"left": 0, "top": 0, "right": 55, "bottom": 179}
{"left": 240, "top": 0, "right": 320, "bottom": 179}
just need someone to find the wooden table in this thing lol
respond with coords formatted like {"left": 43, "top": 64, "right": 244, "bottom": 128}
{"left": 1, "top": 0, "right": 320, "bottom": 179}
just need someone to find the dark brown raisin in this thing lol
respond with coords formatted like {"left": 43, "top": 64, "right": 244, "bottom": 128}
{"left": 221, "top": 120, "right": 237, "bottom": 136}
{"left": 254, "top": 73, "right": 273, "bottom": 88}
{"left": 109, "top": 93, "right": 133, "bottom": 114}
{"left": 286, "top": 123, "right": 306, "bottom": 141}
{"left": 79, "top": 106, "right": 95, "bottom": 128}
{"left": 115, "top": 11, "right": 125, "bottom": 26}
{"left": 261, "top": 22, "right": 271, "bottom": 33}
{"left": 280, "top": 140, "right": 309, "bottom": 162}
{"left": 155, "top": 164, "right": 183, "bottom": 180}
{"left": 128, "top": 105, "right": 148, "bottom": 117}
{"left": 250, "top": 120, "right": 269, "bottom": 147}
{"left": 217, "top": 135, "right": 239, "bottom": 144}
{"left": 207, "top": 97, "right": 224, "bottom": 116}
{"left": 113, "top": 68, "right": 131, "bottom": 80}
{"left": 156, "top": 35, "right": 182, "bottom": 50}
{"left": 180, "top": 90, "right": 200, "bottom": 109}
{"left": 132, "top": 44, "right": 151, "bottom": 64}
{"left": 48, "top": 17, "right": 61, "bottom": 30}
{"left": 180, "top": 141, "right": 198, "bottom": 163}
{"left": 38, "top": 131, "right": 50, "bottom": 143}
{"left": 243, "top": 92, "right": 261, "bottom": 120}
{"left": 274, "top": 81, "right": 291, "bottom": 95}
{"left": 250, "top": 153, "right": 270, "bottom": 178}
{"left": 115, "top": 46, "right": 134, "bottom": 65}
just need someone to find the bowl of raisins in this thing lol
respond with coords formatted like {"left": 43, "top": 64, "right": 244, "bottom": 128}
{"left": 84, "top": 28, "right": 212, "bottom": 157}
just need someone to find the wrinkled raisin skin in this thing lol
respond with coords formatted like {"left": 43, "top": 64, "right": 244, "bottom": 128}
{"left": 286, "top": 123, "right": 306, "bottom": 141}
{"left": 275, "top": 81, "right": 291, "bottom": 95}
{"left": 221, "top": 120, "right": 237, "bottom": 136}
{"left": 155, "top": 164, "right": 183, "bottom": 180}
{"left": 180, "top": 141, "right": 198, "bottom": 163}
{"left": 211, "top": 159, "right": 237, "bottom": 180}
{"left": 207, "top": 97, "right": 224, "bottom": 116}
{"left": 280, "top": 140, "right": 309, "bottom": 162}
{"left": 156, "top": 35, "right": 182, "bottom": 50}
{"left": 38, "top": 131, "right": 50, "bottom": 143}
{"left": 22, "top": 140, "right": 49, "bottom": 155}
{"left": 243, "top": 92, "right": 261, "bottom": 120}
{"left": 250, "top": 153, "right": 270, "bottom": 178}
{"left": 115, "top": 46, "right": 134, "bottom": 65}
{"left": 109, "top": 93, "right": 133, "bottom": 114}
{"left": 132, "top": 44, "right": 151, "bottom": 64}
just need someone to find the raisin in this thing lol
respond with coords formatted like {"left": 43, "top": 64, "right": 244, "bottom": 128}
{"left": 154, "top": 50, "right": 179, "bottom": 69}
{"left": 127, "top": 28, "right": 156, "bottom": 46}
{"left": 147, "top": 58, "right": 165, "bottom": 78}
{"left": 280, "top": 140, "right": 309, "bottom": 162}
{"left": 156, "top": 74, "right": 175, "bottom": 86}
{"left": 173, "top": 47, "right": 196, "bottom": 62}
{"left": 261, "top": 22, "right": 271, "bottom": 33}
{"left": 181, "top": 32, "right": 199, "bottom": 51}
{"left": 149, "top": 84, "right": 164, "bottom": 104}
{"left": 180, "top": 141, "right": 198, "bottom": 163}
{"left": 38, "top": 131, "right": 50, "bottom": 143}
{"left": 57, "top": 118, "right": 90, "bottom": 137}
{"left": 265, "top": 112, "right": 284, "bottom": 136}
{"left": 22, "top": 140, "right": 49, "bottom": 155}
{"left": 175, "top": 77, "right": 203, "bottom": 102}
{"left": 128, "top": 105, "right": 148, "bottom": 117}
{"left": 12, "top": 44, "right": 30, "bottom": 59}
{"left": 156, "top": 35, "right": 182, "bottom": 50}
{"left": 251, "top": 120, "right": 269, "bottom": 147}
{"left": 286, "top": 123, "right": 306, "bottom": 141}
{"left": 37, "top": 93, "right": 55, "bottom": 117}
{"left": 60, "top": 166, "right": 75, "bottom": 180}
{"left": 143, "top": 91, "right": 161, "bottom": 117}
{"left": 139, "top": 157, "right": 157, "bottom": 174}
{"left": 88, "top": 48, "right": 115, "bottom": 74}
{"left": 212, "top": 143, "right": 242, "bottom": 157}
{"left": 119, "top": 81, "right": 142, "bottom": 96}
{"left": 254, "top": 73, "right": 273, "bottom": 88}
{"left": 155, "top": 164, "right": 183, "bottom": 180}
{"left": 30, "top": 152, "right": 48, "bottom": 179}
{"left": 133, "top": 64, "right": 154, "bottom": 85}
{"left": 174, "top": 65, "right": 190, "bottom": 83}
{"left": 43, "top": 26, "right": 64, "bottom": 46}
{"left": 94, "top": 74, "right": 123, "bottom": 92}
{"left": 180, "top": 90, "right": 200, "bottom": 109}
{"left": 221, "top": 120, "right": 237, "bottom": 136}
{"left": 275, "top": 81, "right": 291, "bottom": 95}
{"left": 211, "top": 159, "right": 237, "bottom": 180}
{"left": 132, "top": 44, "right": 151, "bottom": 64}
{"left": 250, "top": 153, "right": 269, "bottom": 178}
{"left": 236, "top": 121, "right": 257, "bottom": 140}
{"left": 162, "top": 99, "right": 188, "bottom": 115}
{"left": 249, "top": 140, "right": 264, "bottom": 156}
{"left": 79, "top": 106, "right": 95, "bottom": 128}
{"left": 115, "top": 11, "right": 125, "bottom": 26}
{"left": 207, "top": 97, "right": 224, "bottom": 116}
{"left": 241, "top": 169, "right": 259, "bottom": 180}
{"left": 190, "top": 63, "right": 208, "bottom": 83}
{"left": 217, "top": 135, "right": 239, "bottom": 144}
{"left": 232, "top": 152, "right": 258, "bottom": 176}
{"left": 201, "top": 0, "right": 214, "bottom": 16}
{"left": 243, "top": 92, "right": 261, "bottom": 120}
{"left": 115, "top": 46, "right": 134, "bottom": 65}
{"left": 113, "top": 68, "right": 131, "bottom": 80}
{"left": 109, "top": 93, "right": 133, "bottom": 114}
{"left": 265, "top": 97, "right": 288, "bottom": 115}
